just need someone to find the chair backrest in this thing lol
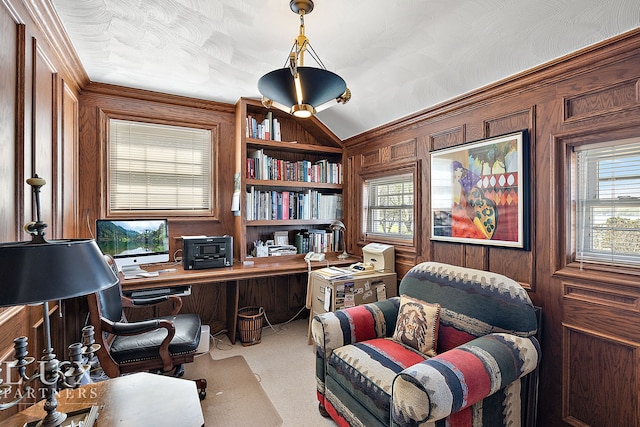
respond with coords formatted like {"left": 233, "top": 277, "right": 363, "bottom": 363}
{"left": 96, "top": 254, "right": 125, "bottom": 323}
{"left": 95, "top": 282, "right": 125, "bottom": 323}
{"left": 398, "top": 262, "right": 537, "bottom": 353}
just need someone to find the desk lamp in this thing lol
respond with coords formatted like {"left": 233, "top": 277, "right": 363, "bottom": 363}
{"left": 330, "top": 220, "right": 349, "bottom": 259}
{"left": 0, "top": 176, "right": 118, "bottom": 427}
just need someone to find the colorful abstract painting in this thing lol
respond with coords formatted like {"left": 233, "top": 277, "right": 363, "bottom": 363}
{"left": 430, "top": 131, "right": 529, "bottom": 249}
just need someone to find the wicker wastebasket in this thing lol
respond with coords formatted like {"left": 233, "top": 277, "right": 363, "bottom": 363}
{"left": 237, "top": 306, "right": 264, "bottom": 346}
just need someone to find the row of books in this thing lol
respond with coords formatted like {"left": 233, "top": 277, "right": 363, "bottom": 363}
{"left": 246, "top": 113, "right": 281, "bottom": 141}
{"left": 247, "top": 149, "right": 342, "bottom": 184}
{"left": 294, "top": 229, "right": 336, "bottom": 254}
{"left": 246, "top": 187, "right": 342, "bottom": 221}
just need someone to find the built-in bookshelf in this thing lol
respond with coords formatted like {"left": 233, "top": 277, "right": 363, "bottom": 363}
{"left": 234, "top": 98, "right": 344, "bottom": 262}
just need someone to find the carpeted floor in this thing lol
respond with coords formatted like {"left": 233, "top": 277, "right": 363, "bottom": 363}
{"left": 196, "top": 318, "right": 335, "bottom": 427}
{"left": 183, "top": 354, "right": 282, "bottom": 427}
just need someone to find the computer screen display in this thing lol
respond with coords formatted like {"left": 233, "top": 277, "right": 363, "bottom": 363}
{"left": 96, "top": 219, "right": 169, "bottom": 272}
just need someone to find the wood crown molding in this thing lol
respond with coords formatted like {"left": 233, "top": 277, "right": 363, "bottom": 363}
{"left": 22, "top": 0, "right": 89, "bottom": 91}
{"left": 83, "top": 82, "right": 237, "bottom": 114}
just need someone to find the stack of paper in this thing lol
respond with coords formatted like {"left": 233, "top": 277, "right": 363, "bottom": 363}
{"left": 314, "top": 267, "right": 353, "bottom": 280}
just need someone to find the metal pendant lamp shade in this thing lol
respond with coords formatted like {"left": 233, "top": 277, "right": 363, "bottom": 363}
{"left": 258, "top": 0, "right": 350, "bottom": 118}
{"left": 0, "top": 238, "right": 118, "bottom": 307}
{"left": 258, "top": 67, "right": 347, "bottom": 116}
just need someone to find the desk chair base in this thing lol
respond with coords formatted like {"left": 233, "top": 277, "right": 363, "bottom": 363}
{"left": 151, "top": 364, "right": 207, "bottom": 400}
{"left": 195, "top": 379, "right": 207, "bottom": 400}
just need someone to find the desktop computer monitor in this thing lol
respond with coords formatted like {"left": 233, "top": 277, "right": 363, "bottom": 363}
{"left": 96, "top": 219, "right": 169, "bottom": 274}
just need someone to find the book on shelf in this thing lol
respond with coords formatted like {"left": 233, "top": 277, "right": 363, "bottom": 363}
{"left": 307, "top": 228, "right": 333, "bottom": 253}
{"left": 273, "top": 118, "right": 281, "bottom": 141}
{"left": 261, "top": 111, "right": 271, "bottom": 140}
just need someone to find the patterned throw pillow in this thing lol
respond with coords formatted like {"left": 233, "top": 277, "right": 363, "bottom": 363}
{"left": 392, "top": 295, "right": 441, "bottom": 357}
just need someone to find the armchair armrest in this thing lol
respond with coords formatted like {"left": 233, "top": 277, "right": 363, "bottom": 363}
{"left": 122, "top": 294, "right": 183, "bottom": 315}
{"left": 102, "top": 318, "right": 175, "bottom": 336}
{"left": 312, "top": 297, "right": 400, "bottom": 358}
{"left": 392, "top": 333, "right": 541, "bottom": 425}
{"left": 101, "top": 318, "right": 177, "bottom": 373}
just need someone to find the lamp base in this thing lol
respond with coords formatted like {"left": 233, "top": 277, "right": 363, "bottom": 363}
{"left": 34, "top": 410, "right": 66, "bottom": 427}
{"left": 337, "top": 252, "right": 349, "bottom": 259}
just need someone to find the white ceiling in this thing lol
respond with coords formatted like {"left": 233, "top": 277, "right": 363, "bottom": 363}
{"left": 50, "top": 0, "right": 639, "bottom": 140}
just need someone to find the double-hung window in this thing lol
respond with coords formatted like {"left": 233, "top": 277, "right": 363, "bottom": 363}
{"left": 575, "top": 137, "right": 640, "bottom": 267}
{"left": 108, "top": 119, "right": 214, "bottom": 215}
{"left": 363, "top": 173, "right": 414, "bottom": 240}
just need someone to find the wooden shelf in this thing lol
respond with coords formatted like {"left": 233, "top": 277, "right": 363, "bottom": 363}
{"left": 246, "top": 219, "right": 340, "bottom": 227}
{"left": 246, "top": 179, "right": 342, "bottom": 190}
{"left": 246, "top": 138, "right": 342, "bottom": 155}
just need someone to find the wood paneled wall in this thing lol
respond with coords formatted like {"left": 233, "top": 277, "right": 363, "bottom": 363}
{"left": 343, "top": 28, "right": 640, "bottom": 427}
{"left": 0, "top": 0, "right": 85, "bottom": 420}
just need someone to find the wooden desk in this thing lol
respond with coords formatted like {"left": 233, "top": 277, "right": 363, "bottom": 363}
{"left": 0, "top": 373, "right": 204, "bottom": 427}
{"left": 121, "top": 254, "right": 358, "bottom": 343}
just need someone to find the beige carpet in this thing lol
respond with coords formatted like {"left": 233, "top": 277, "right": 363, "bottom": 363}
{"left": 207, "top": 319, "right": 335, "bottom": 427}
{"left": 183, "top": 353, "right": 283, "bottom": 427}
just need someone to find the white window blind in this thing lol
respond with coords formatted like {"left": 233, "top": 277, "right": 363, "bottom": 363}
{"left": 363, "top": 173, "right": 414, "bottom": 239}
{"left": 109, "top": 119, "right": 213, "bottom": 212}
{"left": 575, "top": 137, "right": 640, "bottom": 267}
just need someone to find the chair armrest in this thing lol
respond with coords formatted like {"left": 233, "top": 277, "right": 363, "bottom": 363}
{"left": 122, "top": 294, "right": 183, "bottom": 315}
{"left": 101, "top": 318, "right": 176, "bottom": 372}
{"left": 392, "top": 333, "right": 541, "bottom": 424}
{"left": 102, "top": 318, "right": 174, "bottom": 336}
{"left": 311, "top": 297, "right": 400, "bottom": 357}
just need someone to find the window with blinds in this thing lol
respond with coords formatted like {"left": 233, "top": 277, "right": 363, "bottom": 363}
{"left": 575, "top": 137, "right": 640, "bottom": 267}
{"left": 108, "top": 119, "right": 213, "bottom": 213}
{"left": 363, "top": 173, "right": 414, "bottom": 239}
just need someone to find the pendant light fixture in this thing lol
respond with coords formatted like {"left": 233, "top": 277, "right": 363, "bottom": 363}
{"left": 258, "top": 0, "right": 351, "bottom": 118}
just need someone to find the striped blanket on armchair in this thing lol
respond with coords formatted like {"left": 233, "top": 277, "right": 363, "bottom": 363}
{"left": 311, "top": 262, "right": 541, "bottom": 427}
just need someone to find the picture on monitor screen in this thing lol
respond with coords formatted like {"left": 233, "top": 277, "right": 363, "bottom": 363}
{"left": 96, "top": 219, "right": 169, "bottom": 273}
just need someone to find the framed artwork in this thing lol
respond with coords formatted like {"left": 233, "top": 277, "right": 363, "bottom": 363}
{"left": 430, "top": 130, "right": 529, "bottom": 249}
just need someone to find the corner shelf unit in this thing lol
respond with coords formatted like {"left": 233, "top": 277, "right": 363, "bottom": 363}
{"left": 234, "top": 98, "right": 344, "bottom": 262}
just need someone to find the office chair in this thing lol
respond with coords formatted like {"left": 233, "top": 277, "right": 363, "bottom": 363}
{"left": 87, "top": 256, "right": 206, "bottom": 398}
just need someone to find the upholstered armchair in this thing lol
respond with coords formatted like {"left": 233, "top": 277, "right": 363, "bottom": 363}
{"left": 311, "top": 262, "right": 541, "bottom": 427}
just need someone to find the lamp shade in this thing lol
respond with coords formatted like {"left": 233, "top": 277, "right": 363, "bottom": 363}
{"left": 258, "top": 66, "right": 347, "bottom": 111}
{"left": 0, "top": 238, "right": 118, "bottom": 306}
{"left": 330, "top": 220, "right": 345, "bottom": 231}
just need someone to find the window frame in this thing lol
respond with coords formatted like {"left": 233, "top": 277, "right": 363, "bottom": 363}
{"left": 574, "top": 136, "right": 640, "bottom": 268}
{"left": 553, "top": 127, "right": 640, "bottom": 281}
{"left": 360, "top": 164, "right": 419, "bottom": 247}
{"left": 101, "top": 112, "right": 219, "bottom": 220}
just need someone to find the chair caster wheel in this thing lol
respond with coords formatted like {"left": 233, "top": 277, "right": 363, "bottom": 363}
{"left": 173, "top": 364, "right": 185, "bottom": 377}
{"left": 318, "top": 403, "right": 329, "bottom": 418}
{"left": 196, "top": 378, "right": 207, "bottom": 400}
